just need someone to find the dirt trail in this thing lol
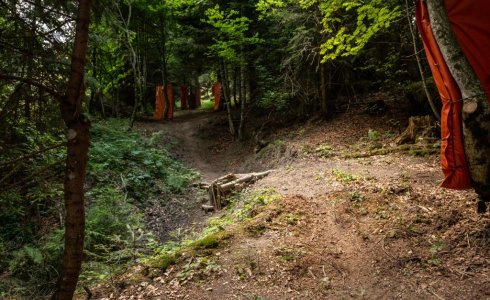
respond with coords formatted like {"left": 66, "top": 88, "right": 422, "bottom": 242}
{"left": 138, "top": 110, "right": 248, "bottom": 182}
{"left": 103, "top": 109, "right": 489, "bottom": 300}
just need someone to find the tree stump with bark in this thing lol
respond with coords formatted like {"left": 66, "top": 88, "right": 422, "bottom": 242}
{"left": 395, "top": 115, "right": 437, "bottom": 145}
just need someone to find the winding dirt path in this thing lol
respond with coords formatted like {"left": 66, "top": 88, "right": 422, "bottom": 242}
{"left": 112, "top": 110, "right": 490, "bottom": 300}
{"left": 138, "top": 110, "right": 246, "bottom": 182}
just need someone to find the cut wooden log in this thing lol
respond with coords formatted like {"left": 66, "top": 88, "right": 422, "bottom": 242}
{"left": 207, "top": 170, "right": 275, "bottom": 210}
{"left": 201, "top": 205, "right": 215, "bottom": 212}
{"left": 192, "top": 182, "right": 210, "bottom": 189}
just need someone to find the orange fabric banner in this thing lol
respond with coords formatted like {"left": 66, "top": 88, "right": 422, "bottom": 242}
{"left": 444, "top": 0, "right": 490, "bottom": 102}
{"left": 154, "top": 84, "right": 174, "bottom": 121}
{"left": 212, "top": 82, "right": 222, "bottom": 112}
{"left": 415, "top": 0, "right": 485, "bottom": 189}
{"left": 153, "top": 85, "right": 164, "bottom": 120}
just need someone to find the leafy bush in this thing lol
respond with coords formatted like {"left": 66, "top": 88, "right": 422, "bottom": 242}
{"left": 0, "top": 119, "right": 198, "bottom": 297}
{"left": 257, "top": 90, "right": 290, "bottom": 111}
{"left": 89, "top": 119, "right": 198, "bottom": 201}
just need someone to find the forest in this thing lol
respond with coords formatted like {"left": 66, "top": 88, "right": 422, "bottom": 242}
{"left": 0, "top": 0, "right": 489, "bottom": 299}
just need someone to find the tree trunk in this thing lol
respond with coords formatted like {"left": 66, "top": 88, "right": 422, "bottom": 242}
{"left": 233, "top": 67, "right": 238, "bottom": 106}
{"left": 160, "top": 16, "right": 170, "bottom": 120}
{"left": 238, "top": 64, "right": 246, "bottom": 141}
{"left": 52, "top": 0, "right": 92, "bottom": 299}
{"left": 220, "top": 61, "right": 235, "bottom": 138}
{"left": 426, "top": 0, "right": 490, "bottom": 202}
{"left": 319, "top": 62, "right": 328, "bottom": 117}
{"left": 89, "top": 47, "right": 96, "bottom": 115}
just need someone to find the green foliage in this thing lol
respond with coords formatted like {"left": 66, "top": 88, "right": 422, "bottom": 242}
{"left": 256, "top": 0, "right": 400, "bottom": 61}
{"left": 89, "top": 119, "right": 199, "bottom": 201}
{"left": 188, "top": 231, "right": 228, "bottom": 250}
{"left": 0, "top": 119, "right": 197, "bottom": 297}
{"left": 203, "top": 4, "right": 262, "bottom": 64}
{"left": 85, "top": 187, "right": 142, "bottom": 250}
{"left": 143, "top": 189, "right": 281, "bottom": 274}
{"left": 367, "top": 129, "right": 381, "bottom": 141}
{"left": 176, "top": 256, "right": 221, "bottom": 283}
{"left": 257, "top": 90, "right": 290, "bottom": 111}
{"left": 233, "top": 189, "right": 282, "bottom": 221}
{"left": 315, "top": 144, "right": 335, "bottom": 158}
{"left": 332, "top": 169, "right": 359, "bottom": 184}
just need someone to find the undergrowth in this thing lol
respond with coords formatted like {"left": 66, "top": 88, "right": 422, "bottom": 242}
{"left": 0, "top": 119, "right": 198, "bottom": 297}
{"left": 142, "top": 189, "right": 281, "bottom": 275}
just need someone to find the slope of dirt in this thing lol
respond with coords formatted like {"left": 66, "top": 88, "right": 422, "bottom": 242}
{"left": 134, "top": 110, "right": 254, "bottom": 241}
{"left": 90, "top": 108, "right": 489, "bottom": 300}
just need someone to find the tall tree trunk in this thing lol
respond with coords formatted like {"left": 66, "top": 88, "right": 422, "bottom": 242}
{"left": 319, "top": 62, "right": 328, "bottom": 117}
{"left": 426, "top": 0, "right": 490, "bottom": 209}
{"left": 116, "top": 2, "right": 140, "bottom": 128}
{"left": 52, "top": 0, "right": 92, "bottom": 299}
{"left": 89, "top": 47, "right": 96, "bottom": 115}
{"left": 233, "top": 68, "right": 238, "bottom": 106}
{"left": 220, "top": 61, "right": 235, "bottom": 138}
{"left": 160, "top": 16, "right": 170, "bottom": 120}
{"left": 238, "top": 64, "right": 246, "bottom": 141}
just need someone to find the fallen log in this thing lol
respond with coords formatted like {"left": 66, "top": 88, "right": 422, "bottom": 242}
{"left": 205, "top": 170, "right": 275, "bottom": 210}
{"left": 201, "top": 205, "right": 215, "bottom": 213}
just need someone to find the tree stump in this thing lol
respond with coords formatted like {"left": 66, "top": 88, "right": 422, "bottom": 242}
{"left": 395, "top": 115, "right": 436, "bottom": 145}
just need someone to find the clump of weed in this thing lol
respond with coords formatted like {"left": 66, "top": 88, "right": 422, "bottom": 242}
{"left": 427, "top": 237, "right": 445, "bottom": 266}
{"left": 315, "top": 144, "right": 335, "bottom": 158}
{"left": 274, "top": 247, "right": 305, "bottom": 262}
{"left": 332, "top": 170, "right": 359, "bottom": 184}
{"left": 368, "top": 129, "right": 381, "bottom": 141}
{"left": 350, "top": 191, "right": 365, "bottom": 205}
{"left": 176, "top": 257, "right": 221, "bottom": 283}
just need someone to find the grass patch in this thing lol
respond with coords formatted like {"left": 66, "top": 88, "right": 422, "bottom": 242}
{"left": 143, "top": 189, "right": 281, "bottom": 275}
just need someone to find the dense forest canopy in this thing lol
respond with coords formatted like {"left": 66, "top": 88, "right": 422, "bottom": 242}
{"left": 2, "top": 0, "right": 488, "bottom": 299}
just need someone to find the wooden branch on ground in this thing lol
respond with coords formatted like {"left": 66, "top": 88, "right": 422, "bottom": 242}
{"left": 203, "top": 170, "right": 275, "bottom": 210}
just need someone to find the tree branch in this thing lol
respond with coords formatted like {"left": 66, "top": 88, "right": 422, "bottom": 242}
{"left": 0, "top": 74, "right": 62, "bottom": 100}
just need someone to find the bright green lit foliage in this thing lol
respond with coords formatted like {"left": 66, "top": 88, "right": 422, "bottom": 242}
{"left": 203, "top": 4, "right": 262, "bottom": 64}
{"left": 257, "top": 0, "right": 400, "bottom": 61}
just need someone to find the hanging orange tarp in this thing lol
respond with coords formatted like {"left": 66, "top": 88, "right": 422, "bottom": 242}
{"left": 415, "top": 0, "right": 490, "bottom": 189}
{"left": 154, "top": 84, "right": 174, "bottom": 121}
{"left": 443, "top": 0, "right": 490, "bottom": 102}
{"left": 212, "top": 81, "right": 222, "bottom": 112}
{"left": 180, "top": 85, "right": 189, "bottom": 110}
{"left": 153, "top": 85, "right": 164, "bottom": 120}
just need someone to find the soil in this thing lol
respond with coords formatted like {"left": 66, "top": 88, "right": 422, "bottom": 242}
{"left": 90, "top": 106, "right": 490, "bottom": 300}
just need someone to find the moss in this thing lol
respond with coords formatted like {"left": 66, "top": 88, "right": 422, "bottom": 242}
{"left": 188, "top": 231, "right": 230, "bottom": 251}
{"left": 144, "top": 252, "right": 179, "bottom": 270}
{"left": 409, "top": 148, "right": 438, "bottom": 157}
{"left": 244, "top": 223, "right": 267, "bottom": 236}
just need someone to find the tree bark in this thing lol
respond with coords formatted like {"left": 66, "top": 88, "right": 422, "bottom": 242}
{"left": 426, "top": 0, "right": 490, "bottom": 201}
{"left": 220, "top": 60, "right": 236, "bottom": 138}
{"left": 52, "top": 0, "right": 93, "bottom": 299}
{"left": 238, "top": 64, "right": 246, "bottom": 141}
{"left": 160, "top": 16, "right": 170, "bottom": 120}
{"left": 319, "top": 62, "right": 328, "bottom": 117}
{"left": 89, "top": 47, "right": 96, "bottom": 115}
